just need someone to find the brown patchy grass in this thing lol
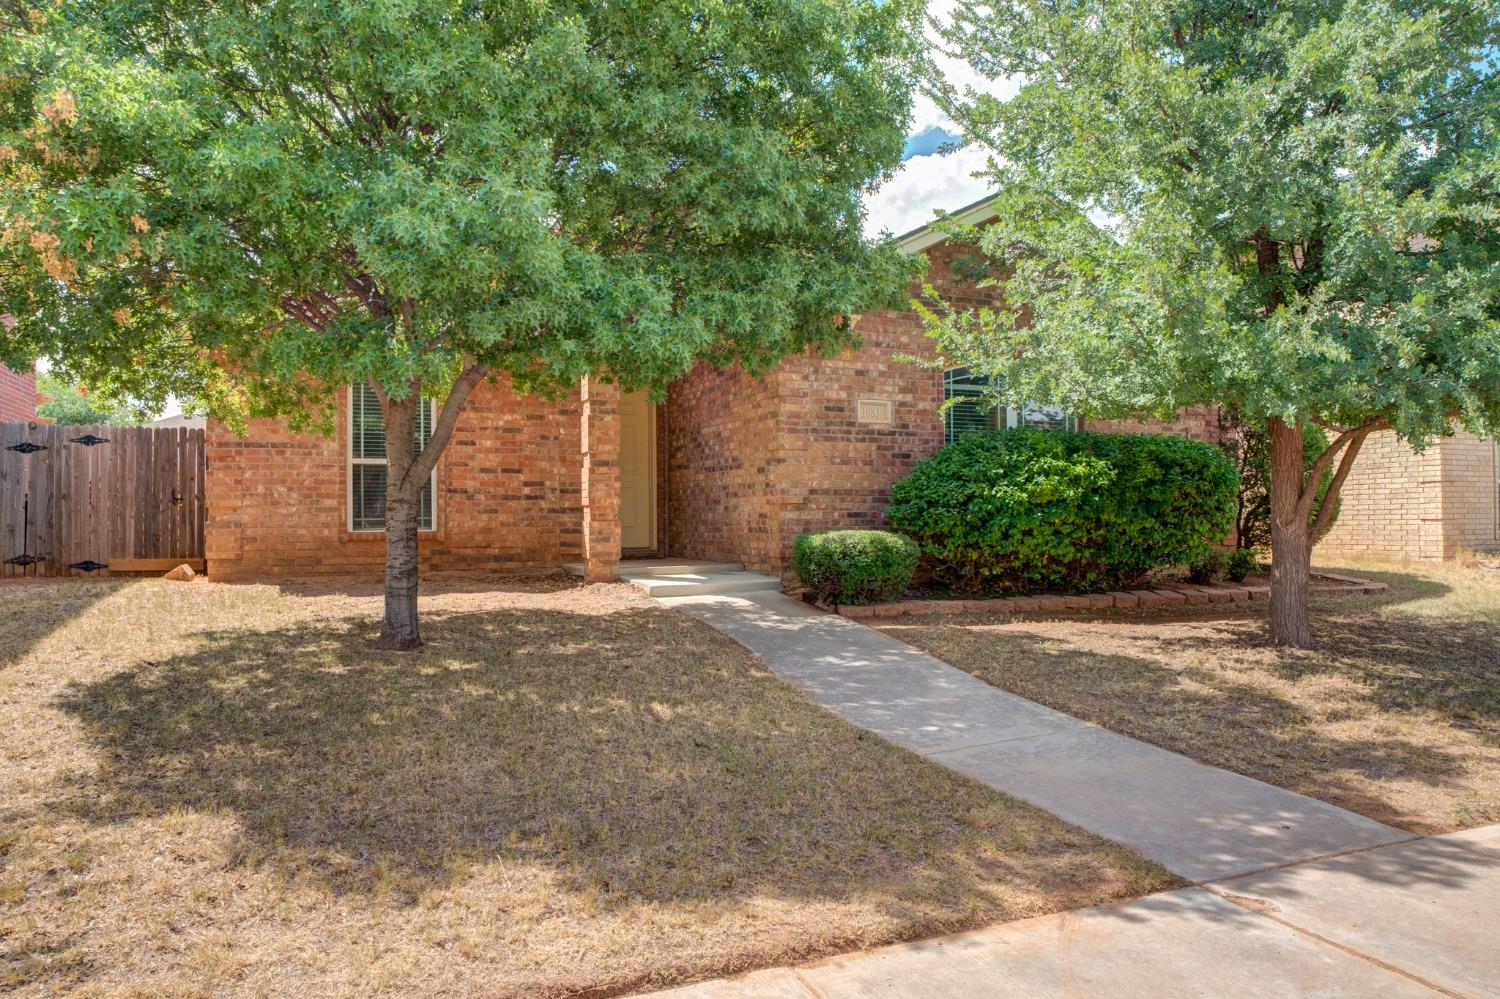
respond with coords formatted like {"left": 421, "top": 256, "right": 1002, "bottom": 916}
{"left": 0, "top": 573, "right": 1174, "bottom": 998}
{"left": 878, "top": 558, "right": 1500, "bottom": 837}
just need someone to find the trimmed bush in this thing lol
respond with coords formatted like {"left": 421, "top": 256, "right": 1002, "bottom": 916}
{"left": 888, "top": 430, "right": 1239, "bottom": 594}
{"left": 1187, "top": 548, "right": 1229, "bottom": 584}
{"left": 792, "top": 530, "right": 919, "bottom": 605}
{"left": 1226, "top": 546, "right": 1259, "bottom": 582}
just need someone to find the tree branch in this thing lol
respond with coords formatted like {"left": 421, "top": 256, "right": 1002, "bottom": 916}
{"left": 1294, "top": 418, "right": 1386, "bottom": 523}
{"left": 279, "top": 294, "right": 329, "bottom": 331}
{"left": 1308, "top": 430, "right": 1368, "bottom": 545}
{"left": 406, "top": 360, "right": 486, "bottom": 488}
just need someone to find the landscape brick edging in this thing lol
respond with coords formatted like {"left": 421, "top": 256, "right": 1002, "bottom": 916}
{"left": 834, "top": 572, "right": 1389, "bottom": 620}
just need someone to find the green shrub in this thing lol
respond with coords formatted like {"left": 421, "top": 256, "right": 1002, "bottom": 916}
{"left": 888, "top": 430, "right": 1239, "bottom": 594}
{"left": 792, "top": 530, "right": 919, "bottom": 605}
{"left": 1226, "top": 546, "right": 1259, "bottom": 582}
{"left": 1187, "top": 548, "right": 1229, "bottom": 584}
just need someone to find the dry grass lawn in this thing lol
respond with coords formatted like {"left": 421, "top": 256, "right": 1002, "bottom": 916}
{"left": 0, "top": 573, "right": 1174, "bottom": 998}
{"left": 879, "top": 558, "right": 1500, "bottom": 836}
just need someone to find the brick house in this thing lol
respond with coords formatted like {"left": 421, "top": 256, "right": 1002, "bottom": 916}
{"left": 0, "top": 363, "right": 36, "bottom": 422}
{"left": 200, "top": 194, "right": 1498, "bottom": 579}
{"left": 203, "top": 196, "right": 1218, "bottom": 581}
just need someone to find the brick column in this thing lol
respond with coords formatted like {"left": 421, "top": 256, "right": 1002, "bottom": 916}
{"left": 202, "top": 419, "right": 244, "bottom": 580}
{"left": 580, "top": 376, "right": 621, "bottom": 582}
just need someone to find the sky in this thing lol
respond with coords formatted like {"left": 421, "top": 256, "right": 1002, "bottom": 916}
{"left": 861, "top": 2, "right": 1018, "bottom": 237}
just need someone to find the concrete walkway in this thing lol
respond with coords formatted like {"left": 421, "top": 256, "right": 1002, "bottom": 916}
{"left": 652, "top": 590, "right": 1500, "bottom": 998}
{"left": 647, "top": 824, "right": 1500, "bottom": 998}
{"left": 660, "top": 591, "right": 1406, "bottom": 882}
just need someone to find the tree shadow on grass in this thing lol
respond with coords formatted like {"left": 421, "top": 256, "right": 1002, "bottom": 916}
{"left": 46, "top": 600, "right": 1131, "bottom": 913}
{"left": 256, "top": 568, "right": 590, "bottom": 601}
{"left": 1310, "top": 562, "right": 1457, "bottom": 603}
{"left": 1144, "top": 609, "right": 1500, "bottom": 730}
{"left": 897, "top": 606, "right": 1500, "bottom": 834}
{"left": 0, "top": 578, "right": 136, "bottom": 672}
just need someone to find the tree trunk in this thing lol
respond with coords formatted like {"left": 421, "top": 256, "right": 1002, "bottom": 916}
{"left": 377, "top": 392, "right": 424, "bottom": 650}
{"left": 367, "top": 362, "right": 488, "bottom": 650}
{"left": 1268, "top": 416, "right": 1313, "bottom": 648}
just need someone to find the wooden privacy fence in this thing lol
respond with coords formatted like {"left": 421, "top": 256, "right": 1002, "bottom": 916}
{"left": 0, "top": 421, "right": 205, "bottom": 578}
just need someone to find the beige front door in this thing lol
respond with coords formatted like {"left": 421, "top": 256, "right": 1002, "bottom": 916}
{"left": 619, "top": 390, "right": 656, "bottom": 550}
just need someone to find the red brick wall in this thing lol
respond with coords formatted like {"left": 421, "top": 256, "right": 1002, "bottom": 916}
{"left": 665, "top": 363, "right": 785, "bottom": 570}
{"left": 666, "top": 238, "right": 1222, "bottom": 573}
{"left": 579, "top": 377, "right": 621, "bottom": 580}
{"left": 665, "top": 241, "right": 959, "bottom": 573}
{"left": 768, "top": 308, "right": 944, "bottom": 566}
{"left": 205, "top": 377, "right": 584, "bottom": 579}
{"left": 203, "top": 233, "right": 1228, "bottom": 579}
{"left": 0, "top": 364, "right": 35, "bottom": 422}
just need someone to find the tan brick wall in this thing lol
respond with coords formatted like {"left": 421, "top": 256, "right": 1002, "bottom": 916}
{"left": 1317, "top": 430, "right": 1441, "bottom": 560}
{"left": 1438, "top": 431, "right": 1499, "bottom": 557}
{"left": 205, "top": 377, "right": 584, "bottom": 579}
{"left": 0, "top": 364, "right": 35, "bottom": 422}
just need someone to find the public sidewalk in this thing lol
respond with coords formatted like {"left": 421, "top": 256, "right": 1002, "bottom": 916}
{"left": 646, "top": 825, "right": 1500, "bottom": 998}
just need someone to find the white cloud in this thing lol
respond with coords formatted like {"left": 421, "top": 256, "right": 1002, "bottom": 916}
{"left": 862, "top": 1, "right": 1019, "bottom": 238}
{"left": 910, "top": 1, "right": 1020, "bottom": 135}
{"left": 864, "top": 143, "right": 993, "bottom": 238}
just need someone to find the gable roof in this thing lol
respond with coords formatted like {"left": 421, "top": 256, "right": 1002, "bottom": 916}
{"left": 895, "top": 193, "right": 998, "bottom": 254}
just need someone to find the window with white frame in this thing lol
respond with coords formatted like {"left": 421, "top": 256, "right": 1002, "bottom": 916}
{"left": 349, "top": 382, "right": 436, "bottom": 531}
{"left": 943, "top": 367, "right": 1077, "bottom": 443}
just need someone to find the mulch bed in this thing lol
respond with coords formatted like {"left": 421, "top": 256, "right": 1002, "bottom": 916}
{"left": 833, "top": 571, "right": 1387, "bottom": 620}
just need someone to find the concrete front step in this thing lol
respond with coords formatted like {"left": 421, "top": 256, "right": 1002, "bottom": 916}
{"left": 620, "top": 560, "right": 745, "bottom": 577}
{"left": 626, "top": 571, "right": 781, "bottom": 598}
{"left": 562, "top": 559, "right": 745, "bottom": 578}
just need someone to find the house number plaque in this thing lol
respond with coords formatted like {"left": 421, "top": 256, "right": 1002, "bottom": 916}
{"left": 855, "top": 398, "right": 893, "bottom": 425}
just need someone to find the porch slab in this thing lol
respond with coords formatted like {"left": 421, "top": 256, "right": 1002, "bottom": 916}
{"left": 626, "top": 571, "right": 780, "bottom": 598}
{"left": 563, "top": 559, "right": 745, "bottom": 577}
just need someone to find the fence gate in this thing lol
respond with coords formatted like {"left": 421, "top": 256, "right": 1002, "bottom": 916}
{"left": 1, "top": 421, "right": 205, "bottom": 578}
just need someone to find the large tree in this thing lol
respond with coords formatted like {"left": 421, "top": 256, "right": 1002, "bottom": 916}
{"left": 0, "top": 0, "right": 920, "bottom": 647}
{"left": 923, "top": 0, "right": 1500, "bottom": 646}
{"left": 34, "top": 370, "right": 149, "bottom": 425}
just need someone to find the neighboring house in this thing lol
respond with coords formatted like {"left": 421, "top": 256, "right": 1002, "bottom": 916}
{"left": 0, "top": 363, "right": 36, "bottom": 422}
{"left": 202, "top": 195, "right": 1215, "bottom": 581}
{"left": 153, "top": 414, "right": 207, "bottom": 430}
{"left": 1318, "top": 430, "right": 1499, "bottom": 561}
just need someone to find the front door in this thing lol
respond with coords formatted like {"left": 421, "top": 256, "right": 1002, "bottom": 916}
{"left": 619, "top": 390, "right": 656, "bottom": 550}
